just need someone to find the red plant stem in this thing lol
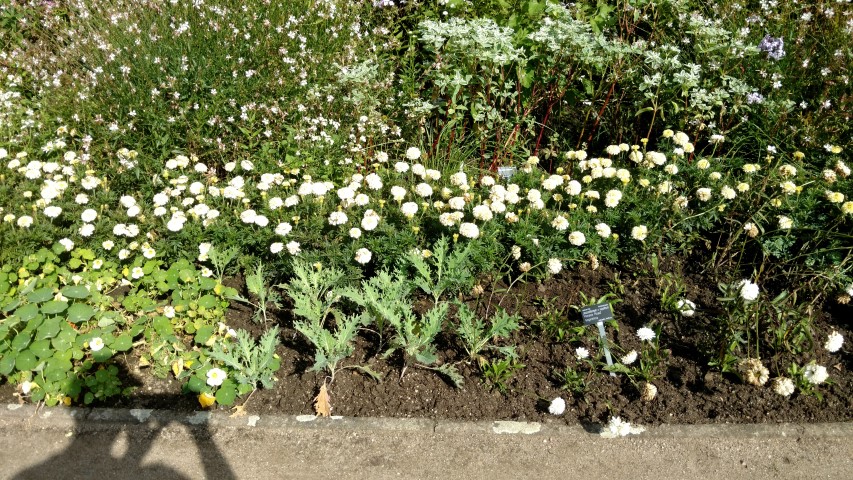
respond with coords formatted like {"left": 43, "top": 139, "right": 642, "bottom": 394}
{"left": 587, "top": 80, "right": 617, "bottom": 144}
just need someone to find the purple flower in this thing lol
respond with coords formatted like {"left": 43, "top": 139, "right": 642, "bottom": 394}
{"left": 758, "top": 35, "right": 785, "bottom": 60}
{"left": 746, "top": 92, "right": 765, "bottom": 105}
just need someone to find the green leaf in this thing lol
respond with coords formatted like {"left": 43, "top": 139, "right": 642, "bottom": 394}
{"left": 15, "top": 303, "right": 39, "bottom": 322}
{"left": 11, "top": 332, "right": 32, "bottom": 351}
{"left": 29, "top": 339, "right": 52, "bottom": 359}
{"left": 187, "top": 375, "right": 205, "bottom": 393}
{"left": 91, "top": 347, "right": 112, "bottom": 363}
{"left": 215, "top": 382, "right": 237, "bottom": 406}
{"left": 194, "top": 325, "right": 215, "bottom": 346}
{"left": 199, "top": 277, "right": 217, "bottom": 291}
{"left": 44, "top": 359, "right": 70, "bottom": 382}
{"left": 112, "top": 334, "right": 133, "bottom": 352}
{"left": 153, "top": 316, "right": 173, "bottom": 336}
{"left": 51, "top": 329, "right": 76, "bottom": 351}
{"left": 35, "top": 317, "right": 62, "bottom": 340}
{"left": 15, "top": 350, "right": 39, "bottom": 371}
{"left": 61, "top": 285, "right": 90, "bottom": 299}
{"left": 27, "top": 287, "right": 55, "bottom": 303}
{"left": 198, "top": 294, "right": 218, "bottom": 309}
{"left": 41, "top": 300, "right": 69, "bottom": 315}
{"left": 67, "top": 303, "right": 96, "bottom": 323}
{"left": 0, "top": 354, "right": 16, "bottom": 375}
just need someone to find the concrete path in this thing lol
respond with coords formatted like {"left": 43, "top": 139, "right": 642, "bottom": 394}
{"left": 0, "top": 404, "right": 851, "bottom": 480}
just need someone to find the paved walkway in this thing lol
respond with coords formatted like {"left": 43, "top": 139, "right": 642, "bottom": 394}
{"left": 1, "top": 404, "right": 851, "bottom": 479}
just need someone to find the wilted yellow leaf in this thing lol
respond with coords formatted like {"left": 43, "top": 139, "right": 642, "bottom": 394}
{"left": 172, "top": 358, "right": 184, "bottom": 377}
{"left": 314, "top": 383, "right": 331, "bottom": 417}
{"left": 230, "top": 405, "right": 247, "bottom": 417}
{"left": 198, "top": 392, "right": 216, "bottom": 408}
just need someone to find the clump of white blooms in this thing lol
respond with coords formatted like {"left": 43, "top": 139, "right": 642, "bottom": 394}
{"left": 600, "top": 417, "right": 645, "bottom": 438}
{"left": 354, "top": 248, "right": 372, "bottom": 265}
{"left": 637, "top": 327, "right": 656, "bottom": 342}
{"left": 641, "top": 382, "right": 658, "bottom": 402}
{"left": 824, "top": 331, "right": 844, "bottom": 353}
{"left": 739, "top": 358, "right": 769, "bottom": 387}
{"left": 621, "top": 350, "right": 638, "bottom": 365}
{"left": 803, "top": 362, "right": 829, "bottom": 385}
{"left": 631, "top": 225, "right": 648, "bottom": 241}
{"left": 459, "top": 222, "right": 479, "bottom": 239}
{"left": 548, "top": 258, "right": 562, "bottom": 275}
{"left": 676, "top": 299, "right": 696, "bottom": 316}
{"left": 575, "top": 347, "right": 590, "bottom": 360}
{"left": 772, "top": 377, "right": 796, "bottom": 397}
{"left": 739, "top": 279, "right": 760, "bottom": 301}
{"left": 548, "top": 397, "right": 566, "bottom": 415}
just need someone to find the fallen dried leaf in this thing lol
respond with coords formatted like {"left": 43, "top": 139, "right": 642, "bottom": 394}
{"left": 230, "top": 405, "right": 247, "bottom": 417}
{"left": 314, "top": 382, "right": 331, "bottom": 417}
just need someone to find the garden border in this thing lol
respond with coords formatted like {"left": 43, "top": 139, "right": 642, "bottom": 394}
{"left": 3, "top": 403, "right": 852, "bottom": 439}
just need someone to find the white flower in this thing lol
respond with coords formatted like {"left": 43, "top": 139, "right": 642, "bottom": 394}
{"left": 511, "top": 245, "right": 522, "bottom": 260}
{"left": 286, "top": 241, "right": 301, "bottom": 255}
{"left": 548, "top": 258, "right": 562, "bottom": 275}
{"left": 254, "top": 215, "right": 269, "bottom": 227}
{"left": 676, "top": 299, "right": 696, "bottom": 316}
{"left": 803, "top": 363, "right": 828, "bottom": 385}
{"left": 448, "top": 197, "right": 466, "bottom": 210}
{"left": 44, "top": 206, "right": 62, "bottom": 218}
{"left": 472, "top": 204, "right": 493, "bottom": 222}
{"left": 405, "top": 147, "right": 421, "bottom": 160}
{"left": 394, "top": 161, "right": 409, "bottom": 173}
{"left": 551, "top": 215, "right": 569, "bottom": 231}
{"left": 696, "top": 188, "right": 712, "bottom": 202}
{"left": 131, "top": 266, "right": 145, "bottom": 279}
{"left": 355, "top": 248, "right": 372, "bottom": 265}
{"left": 631, "top": 225, "right": 648, "bottom": 241}
{"left": 459, "top": 222, "right": 480, "bottom": 239}
{"left": 569, "top": 231, "right": 586, "bottom": 246}
{"left": 270, "top": 242, "right": 284, "bottom": 254}
{"left": 739, "top": 280, "right": 760, "bottom": 301}
{"left": 778, "top": 215, "right": 793, "bottom": 230}
{"left": 415, "top": 182, "right": 433, "bottom": 197}
{"left": 275, "top": 222, "right": 293, "bottom": 236}
{"left": 604, "top": 189, "right": 622, "bottom": 208}
{"left": 390, "top": 186, "right": 407, "bottom": 201}
{"left": 600, "top": 417, "right": 645, "bottom": 438}
{"left": 349, "top": 227, "right": 362, "bottom": 239}
{"left": 206, "top": 368, "right": 227, "bottom": 387}
{"left": 59, "top": 238, "right": 74, "bottom": 251}
{"left": 637, "top": 327, "right": 656, "bottom": 342}
{"left": 20, "top": 381, "right": 32, "bottom": 395}
{"left": 102, "top": 240, "right": 115, "bottom": 250}
{"left": 163, "top": 305, "right": 176, "bottom": 318}
{"left": 198, "top": 243, "right": 212, "bottom": 261}
{"left": 576, "top": 347, "right": 590, "bottom": 360}
{"left": 328, "top": 211, "right": 349, "bottom": 226}
{"left": 17, "top": 215, "right": 34, "bottom": 228}
{"left": 772, "top": 377, "right": 795, "bottom": 397}
{"left": 739, "top": 358, "right": 769, "bottom": 386}
{"left": 548, "top": 397, "right": 566, "bottom": 415}
{"left": 825, "top": 331, "right": 844, "bottom": 353}
{"left": 400, "top": 202, "right": 419, "bottom": 218}
{"left": 621, "top": 350, "right": 638, "bottom": 365}
{"left": 89, "top": 337, "right": 105, "bottom": 352}
{"left": 361, "top": 210, "right": 380, "bottom": 231}
{"left": 720, "top": 186, "right": 736, "bottom": 200}
{"left": 595, "top": 223, "right": 611, "bottom": 238}
{"left": 240, "top": 209, "right": 257, "bottom": 224}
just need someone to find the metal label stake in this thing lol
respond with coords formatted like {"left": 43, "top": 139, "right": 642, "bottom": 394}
{"left": 581, "top": 303, "right": 617, "bottom": 377}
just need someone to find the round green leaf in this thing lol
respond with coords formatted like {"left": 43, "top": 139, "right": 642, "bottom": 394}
{"left": 187, "top": 375, "right": 206, "bottom": 393}
{"left": 194, "top": 325, "right": 214, "bottom": 346}
{"left": 27, "top": 287, "right": 55, "bottom": 303}
{"left": 0, "top": 354, "right": 15, "bottom": 375}
{"left": 15, "top": 350, "right": 39, "bottom": 371}
{"left": 61, "top": 285, "right": 90, "bottom": 299}
{"left": 36, "top": 318, "right": 62, "bottom": 340}
{"left": 14, "top": 303, "right": 39, "bottom": 322}
{"left": 41, "top": 301, "right": 69, "bottom": 315}
{"left": 111, "top": 334, "right": 133, "bottom": 352}
{"left": 11, "top": 332, "right": 32, "bottom": 352}
{"left": 197, "top": 294, "right": 218, "bottom": 309}
{"left": 91, "top": 347, "right": 113, "bottom": 363}
{"left": 30, "top": 339, "right": 53, "bottom": 359}
{"left": 215, "top": 383, "right": 237, "bottom": 406}
{"left": 51, "top": 329, "right": 76, "bottom": 351}
{"left": 67, "top": 303, "right": 96, "bottom": 324}
{"left": 44, "top": 360, "right": 69, "bottom": 382}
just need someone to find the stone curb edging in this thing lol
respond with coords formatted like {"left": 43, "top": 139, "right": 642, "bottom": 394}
{"left": 3, "top": 403, "right": 852, "bottom": 438}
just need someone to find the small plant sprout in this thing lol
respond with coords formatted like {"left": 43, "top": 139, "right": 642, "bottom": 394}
{"left": 229, "top": 262, "right": 281, "bottom": 324}
{"left": 207, "top": 245, "right": 240, "bottom": 281}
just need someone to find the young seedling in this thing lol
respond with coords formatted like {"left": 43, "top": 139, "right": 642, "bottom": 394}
{"left": 229, "top": 262, "right": 281, "bottom": 324}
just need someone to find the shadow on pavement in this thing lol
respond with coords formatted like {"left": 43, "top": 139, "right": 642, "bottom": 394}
{"left": 11, "top": 363, "right": 236, "bottom": 480}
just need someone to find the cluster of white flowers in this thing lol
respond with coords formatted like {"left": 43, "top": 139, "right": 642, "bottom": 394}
{"left": 600, "top": 416, "right": 645, "bottom": 438}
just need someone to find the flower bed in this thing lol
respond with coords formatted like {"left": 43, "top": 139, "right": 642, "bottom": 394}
{"left": 0, "top": 0, "right": 850, "bottom": 425}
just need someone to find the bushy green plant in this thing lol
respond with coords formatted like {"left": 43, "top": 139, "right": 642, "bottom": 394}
{"left": 228, "top": 262, "right": 281, "bottom": 324}
{"left": 455, "top": 301, "right": 520, "bottom": 363}
{"left": 207, "top": 327, "right": 281, "bottom": 393}
{"left": 406, "top": 236, "right": 475, "bottom": 304}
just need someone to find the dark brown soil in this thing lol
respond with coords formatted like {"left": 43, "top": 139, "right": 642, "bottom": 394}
{"left": 2, "top": 259, "right": 851, "bottom": 426}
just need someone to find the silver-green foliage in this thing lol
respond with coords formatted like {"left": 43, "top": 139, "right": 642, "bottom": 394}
{"left": 230, "top": 262, "right": 281, "bottom": 324}
{"left": 407, "top": 236, "right": 474, "bottom": 304}
{"left": 294, "top": 311, "right": 365, "bottom": 381}
{"left": 279, "top": 261, "right": 346, "bottom": 327}
{"left": 455, "top": 302, "right": 520, "bottom": 362}
{"left": 339, "top": 270, "right": 412, "bottom": 345}
{"left": 207, "top": 327, "right": 281, "bottom": 390}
